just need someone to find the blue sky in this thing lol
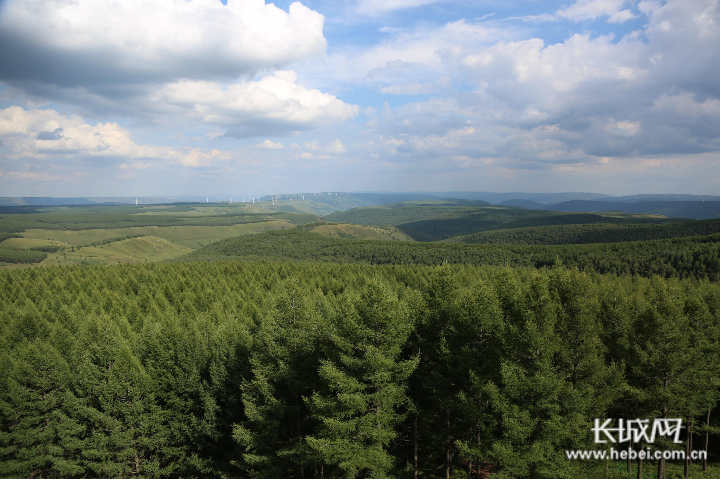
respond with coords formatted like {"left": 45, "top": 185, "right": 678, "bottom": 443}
{"left": 0, "top": 0, "right": 718, "bottom": 197}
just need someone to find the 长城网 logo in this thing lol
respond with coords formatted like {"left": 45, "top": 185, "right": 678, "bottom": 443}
{"left": 592, "top": 419, "right": 683, "bottom": 444}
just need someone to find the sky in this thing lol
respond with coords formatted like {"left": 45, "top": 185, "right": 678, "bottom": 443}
{"left": 0, "top": 0, "right": 718, "bottom": 197}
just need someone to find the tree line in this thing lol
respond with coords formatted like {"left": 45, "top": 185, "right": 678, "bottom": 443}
{"left": 1, "top": 260, "right": 719, "bottom": 478}
{"left": 0, "top": 246, "right": 48, "bottom": 264}
{"left": 0, "top": 210, "right": 317, "bottom": 234}
{"left": 184, "top": 230, "right": 720, "bottom": 281}
{"left": 453, "top": 219, "right": 720, "bottom": 245}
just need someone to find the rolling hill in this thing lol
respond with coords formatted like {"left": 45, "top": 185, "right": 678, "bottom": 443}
{"left": 449, "top": 219, "right": 720, "bottom": 245}
{"left": 324, "top": 201, "right": 673, "bottom": 241}
{"left": 179, "top": 229, "right": 720, "bottom": 280}
{"left": 549, "top": 200, "right": 720, "bottom": 219}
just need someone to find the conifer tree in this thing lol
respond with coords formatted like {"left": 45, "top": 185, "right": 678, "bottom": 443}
{"left": 0, "top": 341, "right": 85, "bottom": 478}
{"left": 306, "top": 279, "right": 419, "bottom": 478}
{"left": 235, "top": 279, "right": 328, "bottom": 477}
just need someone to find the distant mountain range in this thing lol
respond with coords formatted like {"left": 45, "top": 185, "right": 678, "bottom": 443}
{"left": 548, "top": 200, "right": 720, "bottom": 220}
{"left": 0, "top": 193, "right": 443, "bottom": 207}
{"left": 425, "top": 191, "right": 612, "bottom": 204}
{"left": 2, "top": 192, "right": 719, "bottom": 219}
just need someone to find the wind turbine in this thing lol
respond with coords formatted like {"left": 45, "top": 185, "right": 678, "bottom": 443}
{"left": 206, "top": 196, "right": 209, "bottom": 203}
{"left": 135, "top": 197, "right": 138, "bottom": 206}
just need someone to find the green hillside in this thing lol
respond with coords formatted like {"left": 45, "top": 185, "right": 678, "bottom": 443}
{"left": 19, "top": 220, "right": 293, "bottom": 249}
{"left": 305, "top": 222, "right": 413, "bottom": 241}
{"left": 181, "top": 229, "right": 720, "bottom": 280}
{"left": 38, "top": 236, "right": 192, "bottom": 265}
{"left": 450, "top": 218, "right": 720, "bottom": 245}
{"left": 325, "top": 201, "right": 672, "bottom": 241}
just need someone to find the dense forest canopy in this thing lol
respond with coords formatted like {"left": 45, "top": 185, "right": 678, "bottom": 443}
{"left": 184, "top": 229, "right": 720, "bottom": 281}
{"left": 1, "top": 261, "right": 720, "bottom": 478}
{"left": 450, "top": 219, "right": 720, "bottom": 245}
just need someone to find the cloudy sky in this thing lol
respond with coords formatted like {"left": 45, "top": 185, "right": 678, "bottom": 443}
{"left": 0, "top": 0, "right": 718, "bottom": 196}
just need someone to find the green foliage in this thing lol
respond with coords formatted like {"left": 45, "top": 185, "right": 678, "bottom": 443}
{"left": 325, "top": 202, "right": 670, "bottom": 241}
{"left": 306, "top": 280, "right": 419, "bottom": 478}
{"left": 1, "top": 259, "right": 720, "bottom": 478}
{"left": 183, "top": 229, "right": 720, "bottom": 280}
{"left": 0, "top": 207, "right": 318, "bottom": 233}
{"left": 453, "top": 219, "right": 720, "bottom": 245}
{"left": 29, "top": 245, "right": 62, "bottom": 253}
{"left": 0, "top": 233, "right": 21, "bottom": 243}
{"left": 0, "top": 246, "right": 47, "bottom": 264}
{"left": 88, "top": 234, "right": 146, "bottom": 246}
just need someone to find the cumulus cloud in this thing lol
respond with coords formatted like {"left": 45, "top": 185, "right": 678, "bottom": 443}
{"left": 0, "top": 1, "right": 362, "bottom": 142}
{"left": 149, "top": 70, "right": 360, "bottom": 137}
{"left": 356, "top": 0, "right": 720, "bottom": 172}
{"left": 36, "top": 128, "right": 64, "bottom": 141}
{"left": 303, "top": 139, "right": 347, "bottom": 154}
{"left": 357, "top": 0, "right": 442, "bottom": 15}
{"left": 255, "top": 139, "right": 285, "bottom": 150}
{"left": 325, "top": 139, "right": 348, "bottom": 154}
{"left": 0, "top": 106, "right": 233, "bottom": 167}
{"left": 0, "top": 0, "right": 327, "bottom": 87}
{"left": 305, "top": 140, "right": 322, "bottom": 151}
{"left": 351, "top": 20, "right": 521, "bottom": 79}
{"left": 556, "top": 0, "right": 636, "bottom": 23}
{"left": 512, "top": 0, "right": 637, "bottom": 24}
{"left": 380, "top": 77, "right": 452, "bottom": 95}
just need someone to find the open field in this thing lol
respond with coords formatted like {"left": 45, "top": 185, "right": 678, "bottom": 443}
{"left": 19, "top": 220, "right": 293, "bottom": 248}
{"left": 308, "top": 222, "right": 413, "bottom": 241}
{"left": 0, "top": 237, "right": 72, "bottom": 249}
{"left": 40, "top": 236, "right": 192, "bottom": 265}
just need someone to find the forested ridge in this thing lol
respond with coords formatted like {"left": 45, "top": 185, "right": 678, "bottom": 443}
{"left": 324, "top": 203, "right": 673, "bottom": 242}
{"left": 451, "top": 219, "right": 720, "bottom": 245}
{"left": 0, "top": 212, "right": 318, "bottom": 234}
{"left": 0, "top": 246, "right": 48, "bottom": 264}
{"left": 183, "top": 230, "right": 720, "bottom": 281}
{"left": 1, "top": 261, "right": 720, "bottom": 478}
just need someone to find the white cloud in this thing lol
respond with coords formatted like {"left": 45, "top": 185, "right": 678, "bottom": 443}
{"left": 460, "top": 33, "right": 647, "bottom": 107}
{"left": 357, "top": 0, "right": 441, "bottom": 15}
{"left": 153, "top": 70, "right": 360, "bottom": 137}
{"left": 325, "top": 139, "right": 348, "bottom": 154}
{"left": 380, "top": 77, "right": 452, "bottom": 95}
{"left": 512, "top": 0, "right": 637, "bottom": 24}
{"left": 607, "top": 9, "right": 636, "bottom": 23}
{"left": 352, "top": 20, "right": 521, "bottom": 79}
{"left": 255, "top": 139, "right": 285, "bottom": 149}
{"left": 0, "top": 0, "right": 327, "bottom": 85}
{"left": 303, "top": 139, "right": 347, "bottom": 154}
{"left": 0, "top": 106, "right": 232, "bottom": 167}
{"left": 305, "top": 140, "right": 322, "bottom": 151}
{"left": 556, "top": 0, "right": 636, "bottom": 23}
{"left": 613, "top": 121, "right": 641, "bottom": 136}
